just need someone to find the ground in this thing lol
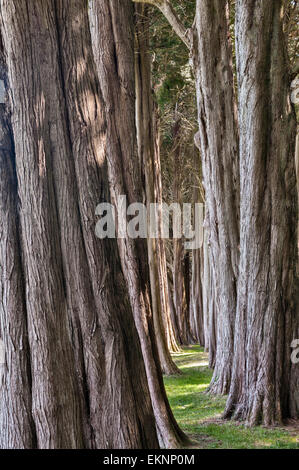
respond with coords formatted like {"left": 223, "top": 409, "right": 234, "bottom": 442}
{"left": 164, "top": 345, "right": 299, "bottom": 449}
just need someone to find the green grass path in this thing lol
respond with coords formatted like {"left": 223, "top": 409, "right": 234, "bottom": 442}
{"left": 164, "top": 345, "right": 299, "bottom": 449}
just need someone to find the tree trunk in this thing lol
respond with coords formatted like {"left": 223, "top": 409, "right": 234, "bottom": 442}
{"left": 296, "top": 128, "right": 299, "bottom": 255}
{"left": 0, "top": 38, "right": 36, "bottom": 449}
{"left": 154, "top": 109, "right": 181, "bottom": 354}
{"left": 135, "top": 4, "right": 180, "bottom": 375}
{"left": 193, "top": 0, "right": 239, "bottom": 394}
{"left": 190, "top": 148, "right": 205, "bottom": 346}
{"left": 224, "top": 0, "right": 299, "bottom": 425}
{"left": 0, "top": 0, "right": 159, "bottom": 449}
{"left": 54, "top": 0, "right": 159, "bottom": 448}
{"left": 171, "top": 115, "right": 195, "bottom": 346}
{"left": 202, "top": 223, "right": 217, "bottom": 368}
{"left": 134, "top": 0, "right": 239, "bottom": 390}
{"left": 173, "top": 239, "right": 191, "bottom": 345}
{"left": 167, "top": 274, "right": 181, "bottom": 344}
{"left": 1, "top": 0, "right": 85, "bottom": 447}
{"left": 190, "top": 246, "right": 204, "bottom": 346}
{"left": 89, "top": 0, "right": 188, "bottom": 448}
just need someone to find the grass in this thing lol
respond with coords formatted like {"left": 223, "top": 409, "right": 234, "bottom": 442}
{"left": 164, "top": 345, "right": 299, "bottom": 449}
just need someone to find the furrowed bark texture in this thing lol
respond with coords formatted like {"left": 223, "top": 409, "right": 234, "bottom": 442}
{"left": 54, "top": 0, "right": 158, "bottom": 449}
{"left": 194, "top": 0, "right": 239, "bottom": 394}
{"left": 0, "top": 39, "right": 36, "bottom": 449}
{"left": 0, "top": 0, "right": 159, "bottom": 449}
{"left": 1, "top": 0, "right": 84, "bottom": 447}
{"left": 224, "top": 0, "right": 299, "bottom": 425}
{"left": 89, "top": 0, "right": 188, "bottom": 448}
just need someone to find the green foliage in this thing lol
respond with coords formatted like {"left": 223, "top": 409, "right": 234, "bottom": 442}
{"left": 149, "top": 1, "right": 195, "bottom": 111}
{"left": 164, "top": 346, "right": 299, "bottom": 449}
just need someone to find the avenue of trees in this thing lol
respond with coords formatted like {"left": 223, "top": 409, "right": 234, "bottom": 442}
{"left": 0, "top": 0, "right": 298, "bottom": 449}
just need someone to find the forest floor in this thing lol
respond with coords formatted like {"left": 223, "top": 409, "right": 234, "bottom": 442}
{"left": 164, "top": 345, "right": 299, "bottom": 449}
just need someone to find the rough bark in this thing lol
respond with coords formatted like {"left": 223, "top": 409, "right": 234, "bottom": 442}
{"left": 194, "top": 0, "right": 239, "bottom": 394}
{"left": 0, "top": 0, "right": 159, "bottom": 449}
{"left": 0, "top": 38, "right": 36, "bottom": 449}
{"left": 1, "top": 0, "right": 85, "bottom": 447}
{"left": 135, "top": 4, "right": 180, "bottom": 374}
{"left": 89, "top": 0, "right": 188, "bottom": 448}
{"left": 54, "top": 0, "right": 159, "bottom": 448}
{"left": 224, "top": 0, "right": 299, "bottom": 425}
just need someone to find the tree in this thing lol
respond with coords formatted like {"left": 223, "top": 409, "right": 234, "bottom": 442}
{"left": 0, "top": 34, "right": 36, "bottom": 449}
{"left": 224, "top": 0, "right": 299, "bottom": 425}
{"left": 149, "top": 5, "right": 200, "bottom": 348}
{"left": 171, "top": 114, "right": 195, "bottom": 345}
{"left": 202, "top": 224, "right": 217, "bottom": 368}
{"left": 194, "top": 0, "right": 240, "bottom": 395}
{"left": 0, "top": 0, "right": 158, "bottom": 449}
{"left": 296, "top": 130, "right": 299, "bottom": 253}
{"left": 190, "top": 148, "right": 205, "bottom": 347}
{"left": 136, "top": 0, "right": 240, "bottom": 394}
{"left": 89, "top": 0, "right": 188, "bottom": 448}
{"left": 135, "top": 3, "right": 181, "bottom": 374}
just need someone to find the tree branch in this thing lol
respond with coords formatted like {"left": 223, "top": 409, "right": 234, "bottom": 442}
{"left": 133, "top": 0, "right": 192, "bottom": 49}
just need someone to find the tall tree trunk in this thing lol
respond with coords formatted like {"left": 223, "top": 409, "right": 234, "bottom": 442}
{"left": 172, "top": 240, "right": 189, "bottom": 345}
{"left": 190, "top": 148, "right": 205, "bottom": 346}
{"left": 153, "top": 117, "right": 181, "bottom": 354}
{"left": 202, "top": 223, "right": 217, "bottom": 368}
{"left": 171, "top": 115, "right": 195, "bottom": 346}
{"left": 167, "top": 273, "right": 181, "bottom": 343}
{"left": 89, "top": 0, "right": 187, "bottom": 448}
{"left": 224, "top": 0, "right": 299, "bottom": 425}
{"left": 296, "top": 128, "right": 299, "bottom": 255}
{"left": 0, "top": 0, "right": 159, "bottom": 449}
{"left": 193, "top": 0, "right": 239, "bottom": 394}
{"left": 135, "top": 4, "right": 180, "bottom": 375}
{"left": 0, "top": 38, "right": 36, "bottom": 449}
{"left": 54, "top": 0, "right": 159, "bottom": 448}
{"left": 202, "top": 230, "right": 210, "bottom": 352}
{"left": 190, "top": 247, "right": 204, "bottom": 346}
{"left": 1, "top": 0, "right": 84, "bottom": 447}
